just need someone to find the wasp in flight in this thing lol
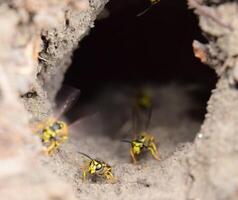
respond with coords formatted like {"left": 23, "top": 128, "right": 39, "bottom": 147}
{"left": 78, "top": 151, "right": 115, "bottom": 182}
{"left": 122, "top": 88, "right": 160, "bottom": 164}
{"left": 33, "top": 87, "right": 80, "bottom": 155}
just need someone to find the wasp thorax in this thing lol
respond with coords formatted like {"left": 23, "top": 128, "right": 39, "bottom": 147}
{"left": 50, "top": 121, "right": 63, "bottom": 131}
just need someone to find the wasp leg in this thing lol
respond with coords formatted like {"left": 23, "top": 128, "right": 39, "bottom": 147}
{"left": 148, "top": 142, "right": 160, "bottom": 161}
{"left": 82, "top": 170, "right": 87, "bottom": 181}
{"left": 105, "top": 171, "right": 113, "bottom": 180}
{"left": 107, "top": 176, "right": 117, "bottom": 184}
{"left": 80, "top": 162, "right": 89, "bottom": 181}
{"left": 58, "top": 136, "right": 68, "bottom": 147}
{"left": 130, "top": 148, "right": 138, "bottom": 164}
{"left": 47, "top": 140, "right": 61, "bottom": 155}
{"left": 46, "top": 141, "right": 57, "bottom": 155}
{"left": 105, "top": 171, "right": 118, "bottom": 184}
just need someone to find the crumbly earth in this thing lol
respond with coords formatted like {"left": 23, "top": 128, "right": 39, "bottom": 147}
{"left": 44, "top": 83, "right": 203, "bottom": 200}
{"left": 1, "top": 0, "right": 238, "bottom": 199}
{"left": 0, "top": 1, "right": 109, "bottom": 200}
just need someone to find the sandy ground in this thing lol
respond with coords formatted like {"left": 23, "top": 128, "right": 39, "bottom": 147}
{"left": 43, "top": 82, "right": 205, "bottom": 200}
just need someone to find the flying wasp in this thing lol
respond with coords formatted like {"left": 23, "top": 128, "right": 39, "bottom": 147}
{"left": 137, "top": 0, "right": 160, "bottom": 17}
{"left": 32, "top": 86, "right": 80, "bottom": 155}
{"left": 122, "top": 88, "right": 160, "bottom": 164}
{"left": 78, "top": 151, "right": 115, "bottom": 182}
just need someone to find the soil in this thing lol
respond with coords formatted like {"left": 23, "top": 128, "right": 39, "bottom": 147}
{"left": 1, "top": 0, "right": 238, "bottom": 200}
{"left": 44, "top": 83, "right": 204, "bottom": 200}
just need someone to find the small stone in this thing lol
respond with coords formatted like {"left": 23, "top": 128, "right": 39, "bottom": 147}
{"left": 197, "top": 133, "right": 203, "bottom": 139}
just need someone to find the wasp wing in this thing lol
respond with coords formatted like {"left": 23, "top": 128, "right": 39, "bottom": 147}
{"left": 54, "top": 85, "right": 80, "bottom": 121}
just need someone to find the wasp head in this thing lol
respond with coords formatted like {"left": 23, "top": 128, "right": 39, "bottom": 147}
{"left": 131, "top": 140, "right": 144, "bottom": 155}
{"left": 89, "top": 159, "right": 105, "bottom": 175}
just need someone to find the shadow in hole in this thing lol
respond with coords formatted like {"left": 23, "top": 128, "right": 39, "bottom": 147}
{"left": 186, "top": 85, "right": 213, "bottom": 121}
{"left": 63, "top": 0, "right": 217, "bottom": 138}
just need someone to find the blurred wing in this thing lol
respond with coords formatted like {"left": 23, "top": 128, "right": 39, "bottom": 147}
{"left": 145, "top": 104, "right": 152, "bottom": 131}
{"left": 31, "top": 119, "right": 50, "bottom": 134}
{"left": 69, "top": 111, "right": 99, "bottom": 130}
{"left": 131, "top": 105, "right": 139, "bottom": 139}
{"left": 55, "top": 85, "right": 80, "bottom": 120}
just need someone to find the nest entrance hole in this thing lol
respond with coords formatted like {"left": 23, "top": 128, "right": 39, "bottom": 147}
{"left": 62, "top": 0, "right": 217, "bottom": 145}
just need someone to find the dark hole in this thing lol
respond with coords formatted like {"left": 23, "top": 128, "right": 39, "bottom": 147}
{"left": 65, "top": 0, "right": 215, "bottom": 91}
{"left": 65, "top": 18, "right": 70, "bottom": 27}
{"left": 63, "top": 0, "right": 217, "bottom": 139}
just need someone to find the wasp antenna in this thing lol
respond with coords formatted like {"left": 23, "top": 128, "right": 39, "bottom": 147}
{"left": 136, "top": 6, "right": 151, "bottom": 17}
{"left": 136, "top": 0, "right": 160, "bottom": 17}
{"left": 78, "top": 151, "right": 93, "bottom": 160}
{"left": 121, "top": 139, "right": 132, "bottom": 144}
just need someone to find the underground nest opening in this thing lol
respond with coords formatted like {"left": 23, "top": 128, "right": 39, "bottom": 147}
{"left": 62, "top": 0, "right": 216, "bottom": 144}
{"left": 47, "top": 0, "right": 219, "bottom": 197}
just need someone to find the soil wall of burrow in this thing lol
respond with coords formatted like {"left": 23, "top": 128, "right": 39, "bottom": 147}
{"left": 0, "top": 1, "right": 109, "bottom": 200}
{"left": 188, "top": 0, "right": 238, "bottom": 200}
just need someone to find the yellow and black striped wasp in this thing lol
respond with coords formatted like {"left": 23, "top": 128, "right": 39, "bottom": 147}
{"left": 122, "top": 88, "right": 160, "bottom": 164}
{"left": 78, "top": 151, "right": 115, "bottom": 182}
{"left": 32, "top": 86, "right": 80, "bottom": 155}
{"left": 137, "top": 0, "right": 160, "bottom": 17}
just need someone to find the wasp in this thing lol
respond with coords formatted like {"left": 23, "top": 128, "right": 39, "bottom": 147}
{"left": 33, "top": 87, "right": 80, "bottom": 155}
{"left": 122, "top": 132, "right": 160, "bottom": 164}
{"left": 137, "top": 0, "right": 160, "bottom": 17}
{"left": 122, "top": 88, "right": 160, "bottom": 164}
{"left": 78, "top": 151, "right": 115, "bottom": 182}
